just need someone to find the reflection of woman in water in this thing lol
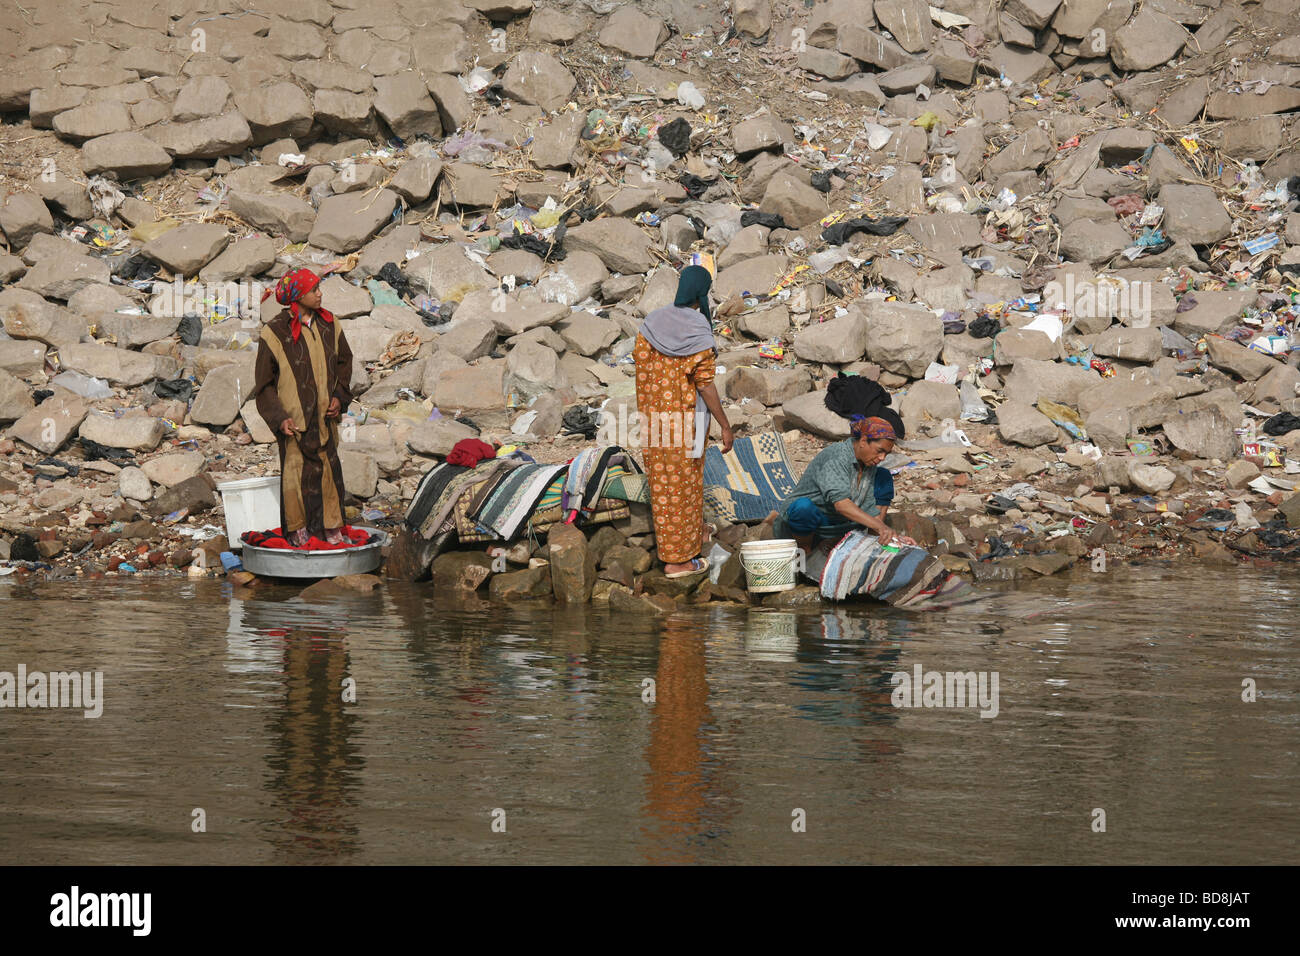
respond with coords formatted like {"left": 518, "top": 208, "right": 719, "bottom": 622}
{"left": 263, "top": 618, "right": 363, "bottom": 860}
{"left": 641, "top": 619, "right": 733, "bottom": 863}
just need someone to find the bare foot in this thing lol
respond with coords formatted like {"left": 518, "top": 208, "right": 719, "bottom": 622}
{"left": 289, "top": 528, "right": 309, "bottom": 547}
{"left": 664, "top": 557, "right": 706, "bottom": 576}
{"left": 324, "top": 528, "right": 344, "bottom": 544}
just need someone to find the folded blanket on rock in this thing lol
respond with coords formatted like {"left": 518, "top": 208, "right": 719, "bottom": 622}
{"left": 810, "top": 530, "right": 968, "bottom": 608}
{"left": 242, "top": 526, "right": 372, "bottom": 551}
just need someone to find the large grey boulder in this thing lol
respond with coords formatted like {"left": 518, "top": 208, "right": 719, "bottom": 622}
{"left": 1162, "top": 408, "right": 1238, "bottom": 461}
{"left": 80, "top": 132, "right": 173, "bottom": 178}
{"left": 0, "top": 193, "right": 54, "bottom": 248}
{"left": 60, "top": 342, "right": 175, "bottom": 387}
{"left": 146, "top": 112, "right": 254, "bottom": 159}
{"left": 997, "top": 401, "right": 1060, "bottom": 447}
{"left": 234, "top": 81, "right": 314, "bottom": 143}
{"left": 501, "top": 51, "right": 576, "bottom": 112}
{"left": 565, "top": 218, "right": 654, "bottom": 274}
{"left": 1158, "top": 184, "right": 1232, "bottom": 245}
{"left": 873, "top": 0, "right": 935, "bottom": 53}
{"left": 598, "top": 8, "right": 669, "bottom": 59}
{"left": 16, "top": 253, "right": 111, "bottom": 300}
{"left": 726, "top": 366, "right": 813, "bottom": 406}
{"left": 79, "top": 410, "right": 165, "bottom": 451}
{"left": 0, "top": 369, "right": 34, "bottom": 422}
{"left": 793, "top": 311, "right": 868, "bottom": 364}
{"left": 899, "top": 381, "right": 960, "bottom": 433}
{"left": 309, "top": 189, "right": 399, "bottom": 253}
{"left": 373, "top": 71, "right": 443, "bottom": 139}
{"left": 142, "top": 224, "right": 231, "bottom": 276}
{"left": 190, "top": 363, "right": 257, "bottom": 426}
{"left": 780, "top": 390, "right": 851, "bottom": 439}
{"left": 1111, "top": 11, "right": 1189, "bottom": 71}
{"left": 864, "top": 302, "right": 943, "bottom": 378}
{"left": 228, "top": 190, "right": 316, "bottom": 243}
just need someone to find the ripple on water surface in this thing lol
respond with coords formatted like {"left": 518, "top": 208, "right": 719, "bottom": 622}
{"left": 1, "top": 567, "right": 1296, "bottom": 864}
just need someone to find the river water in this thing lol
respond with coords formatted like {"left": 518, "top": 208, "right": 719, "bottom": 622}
{"left": 2, "top": 565, "right": 1296, "bottom": 865}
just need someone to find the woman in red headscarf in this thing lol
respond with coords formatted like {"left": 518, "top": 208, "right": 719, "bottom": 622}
{"left": 251, "top": 269, "right": 354, "bottom": 546}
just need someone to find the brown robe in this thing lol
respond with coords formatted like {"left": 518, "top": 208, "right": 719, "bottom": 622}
{"left": 251, "top": 308, "right": 354, "bottom": 537}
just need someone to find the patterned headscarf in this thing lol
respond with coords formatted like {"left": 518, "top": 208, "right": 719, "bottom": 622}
{"left": 261, "top": 268, "right": 333, "bottom": 340}
{"left": 850, "top": 415, "right": 896, "bottom": 443}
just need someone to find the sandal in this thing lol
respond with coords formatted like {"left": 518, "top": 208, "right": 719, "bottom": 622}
{"left": 665, "top": 556, "right": 708, "bottom": 579}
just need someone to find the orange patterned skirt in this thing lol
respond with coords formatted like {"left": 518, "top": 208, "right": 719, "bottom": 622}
{"left": 634, "top": 334, "right": 712, "bottom": 565}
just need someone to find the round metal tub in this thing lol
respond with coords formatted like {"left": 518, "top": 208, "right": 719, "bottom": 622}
{"left": 239, "top": 529, "right": 388, "bottom": 579}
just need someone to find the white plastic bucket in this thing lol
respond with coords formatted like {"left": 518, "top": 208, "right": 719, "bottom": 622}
{"left": 218, "top": 476, "right": 282, "bottom": 548}
{"left": 739, "top": 539, "right": 805, "bottom": 593}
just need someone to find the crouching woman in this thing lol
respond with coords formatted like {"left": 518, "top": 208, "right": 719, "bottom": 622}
{"left": 775, "top": 415, "right": 912, "bottom": 552}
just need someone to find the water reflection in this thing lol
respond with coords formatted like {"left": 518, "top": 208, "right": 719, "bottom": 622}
{"left": 235, "top": 595, "right": 363, "bottom": 861}
{"left": 641, "top": 616, "right": 734, "bottom": 863}
{"left": 2, "top": 566, "right": 1297, "bottom": 864}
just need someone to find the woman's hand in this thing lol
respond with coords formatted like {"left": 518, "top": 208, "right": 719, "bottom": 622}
{"left": 280, "top": 418, "right": 298, "bottom": 436}
{"left": 326, "top": 397, "right": 341, "bottom": 419}
{"left": 719, "top": 422, "right": 734, "bottom": 453}
{"left": 876, "top": 525, "right": 898, "bottom": 546}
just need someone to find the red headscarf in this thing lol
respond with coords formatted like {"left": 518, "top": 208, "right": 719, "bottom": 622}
{"left": 850, "top": 415, "right": 896, "bottom": 443}
{"left": 261, "top": 269, "right": 334, "bottom": 341}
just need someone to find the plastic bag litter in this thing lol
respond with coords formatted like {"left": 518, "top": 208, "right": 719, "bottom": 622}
{"left": 707, "top": 542, "right": 731, "bottom": 584}
{"left": 79, "top": 437, "right": 133, "bottom": 462}
{"left": 678, "top": 173, "right": 716, "bottom": 199}
{"left": 924, "top": 362, "right": 960, "bottom": 385}
{"left": 1022, "top": 314, "right": 1064, "bottom": 342}
{"left": 1264, "top": 412, "right": 1300, "bottom": 435}
{"left": 808, "top": 246, "right": 851, "bottom": 274}
{"left": 968, "top": 315, "right": 1000, "bottom": 338}
{"left": 1037, "top": 399, "right": 1087, "bottom": 440}
{"left": 366, "top": 279, "right": 404, "bottom": 307}
{"left": 50, "top": 370, "right": 112, "bottom": 399}
{"left": 820, "top": 216, "right": 908, "bottom": 244}
{"left": 86, "top": 176, "right": 125, "bottom": 219}
{"left": 177, "top": 313, "right": 203, "bottom": 346}
{"left": 447, "top": 132, "right": 506, "bottom": 158}
{"left": 130, "top": 219, "right": 179, "bottom": 242}
{"left": 657, "top": 117, "right": 692, "bottom": 158}
{"left": 740, "top": 210, "right": 787, "bottom": 230}
{"left": 863, "top": 123, "right": 893, "bottom": 150}
{"left": 676, "top": 81, "right": 705, "bottom": 110}
{"left": 939, "top": 419, "right": 973, "bottom": 447}
{"left": 376, "top": 262, "right": 412, "bottom": 297}
{"left": 512, "top": 409, "right": 538, "bottom": 436}
{"left": 500, "top": 220, "right": 567, "bottom": 261}
{"left": 810, "top": 170, "right": 832, "bottom": 193}
{"left": 562, "top": 405, "right": 600, "bottom": 438}
{"left": 462, "top": 66, "right": 494, "bottom": 94}
{"left": 153, "top": 378, "right": 194, "bottom": 402}
{"left": 959, "top": 380, "right": 990, "bottom": 421}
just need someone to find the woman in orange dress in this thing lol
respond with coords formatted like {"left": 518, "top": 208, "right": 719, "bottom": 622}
{"left": 634, "top": 265, "right": 734, "bottom": 578}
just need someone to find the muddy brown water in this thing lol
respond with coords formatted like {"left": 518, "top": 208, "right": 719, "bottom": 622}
{"left": 1, "top": 565, "right": 1296, "bottom": 865}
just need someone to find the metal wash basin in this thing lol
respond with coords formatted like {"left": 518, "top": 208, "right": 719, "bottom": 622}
{"left": 239, "top": 529, "right": 389, "bottom": 579}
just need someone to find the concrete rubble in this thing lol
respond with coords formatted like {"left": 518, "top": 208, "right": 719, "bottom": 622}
{"left": 4, "top": 0, "right": 1300, "bottom": 599}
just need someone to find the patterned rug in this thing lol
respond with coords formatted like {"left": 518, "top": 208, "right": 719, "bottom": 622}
{"left": 814, "top": 530, "right": 969, "bottom": 608}
{"left": 601, "top": 471, "right": 650, "bottom": 504}
{"left": 702, "top": 432, "right": 798, "bottom": 523}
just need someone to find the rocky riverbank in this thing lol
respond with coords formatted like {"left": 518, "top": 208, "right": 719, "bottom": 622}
{"left": 4, "top": 0, "right": 1300, "bottom": 598}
